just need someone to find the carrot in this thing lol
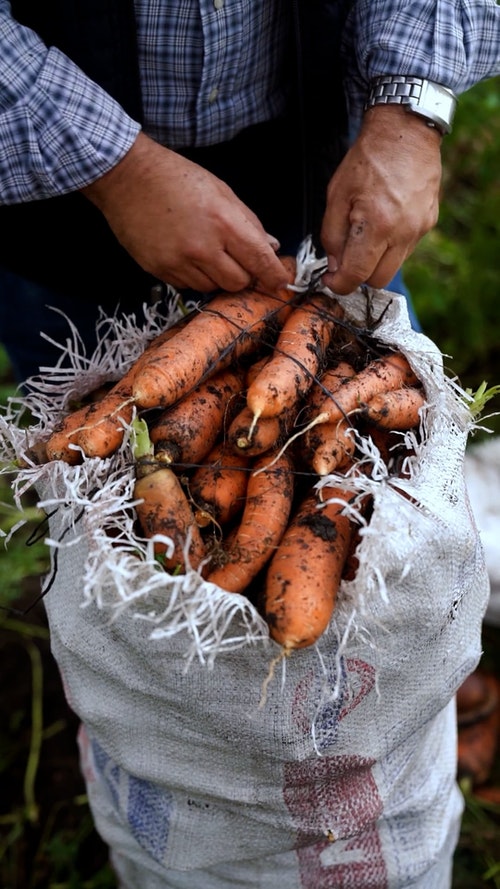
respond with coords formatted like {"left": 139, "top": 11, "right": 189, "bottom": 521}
{"left": 262, "top": 484, "right": 355, "bottom": 649}
{"left": 44, "top": 319, "right": 188, "bottom": 463}
{"left": 45, "top": 409, "right": 89, "bottom": 465}
{"left": 244, "top": 355, "right": 270, "bottom": 387}
{"left": 189, "top": 442, "right": 250, "bottom": 527}
{"left": 132, "top": 256, "right": 297, "bottom": 410}
{"left": 304, "top": 417, "right": 356, "bottom": 476}
{"left": 340, "top": 493, "right": 372, "bottom": 581}
{"left": 245, "top": 294, "right": 344, "bottom": 421}
{"left": 133, "top": 463, "right": 207, "bottom": 573}
{"left": 360, "top": 386, "right": 426, "bottom": 430}
{"left": 355, "top": 421, "right": 393, "bottom": 466}
{"left": 206, "top": 451, "right": 295, "bottom": 594}
{"left": 226, "top": 402, "right": 296, "bottom": 457}
{"left": 249, "top": 360, "right": 356, "bottom": 468}
{"left": 305, "top": 361, "right": 357, "bottom": 414}
{"left": 308, "top": 351, "right": 418, "bottom": 429}
{"left": 74, "top": 392, "right": 136, "bottom": 459}
{"left": 150, "top": 367, "right": 244, "bottom": 465}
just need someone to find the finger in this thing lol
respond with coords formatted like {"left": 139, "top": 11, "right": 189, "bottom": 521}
{"left": 164, "top": 267, "right": 221, "bottom": 294}
{"left": 265, "top": 232, "right": 281, "bottom": 253}
{"left": 364, "top": 246, "right": 409, "bottom": 290}
{"left": 194, "top": 254, "right": 254, "bottom": 293}
{"left": 323, "top": 240, "right": 408, "bottom": 296}
{"left": 320, "top": 187, "right": 351, "bottom": 263}
{"left": 226, "top": 224, "right": 291, "bottom": 294}
{"left": 321, "top": 216, "right": 386, "bottom": 295}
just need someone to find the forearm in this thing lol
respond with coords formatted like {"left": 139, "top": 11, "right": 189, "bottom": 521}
{"left": 0, "top": 6, "right": 140, "bottom": 204}
{"left": 343, "top": 0, "right": 500, "bottom": 128}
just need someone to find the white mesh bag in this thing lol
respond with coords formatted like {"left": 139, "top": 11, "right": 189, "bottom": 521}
{"left": 0, "top": 270, "right": 490, "bottom": 889}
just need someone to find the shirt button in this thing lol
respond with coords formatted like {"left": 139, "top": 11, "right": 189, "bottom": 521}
{"left": 208, "top": 87, "right": 218, "bottom": 103}
{"left": 214, "top": 0, "right": 224, "bottom": 8}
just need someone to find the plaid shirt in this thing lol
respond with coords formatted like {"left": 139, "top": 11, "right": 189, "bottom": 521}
{"left": 1, "top": 0, "right": 499, "bottom": 202}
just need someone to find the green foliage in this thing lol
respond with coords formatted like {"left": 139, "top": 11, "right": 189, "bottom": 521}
{"left": 405, "top": 76, "right": 500, "bottom": 432}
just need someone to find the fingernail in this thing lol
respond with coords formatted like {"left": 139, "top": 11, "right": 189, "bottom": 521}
{"left": 267, "top": 233, "right": 281, "bottom": 251}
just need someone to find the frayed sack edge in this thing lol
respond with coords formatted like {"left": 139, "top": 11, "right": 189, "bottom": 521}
{"left": 0, "top": 249, "right": 482, "bottom": 668}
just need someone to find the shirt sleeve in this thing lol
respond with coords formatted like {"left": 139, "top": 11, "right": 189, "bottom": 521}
{"left": 0, "top": 3, "right": 141, "bottom": 204}
{"left": 342, "top": 0, "right": 500, "bottom": 129}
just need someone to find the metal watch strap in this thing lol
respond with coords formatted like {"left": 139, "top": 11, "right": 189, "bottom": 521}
{"left": 364, "top": 75, "right": 457, "bottom": 135}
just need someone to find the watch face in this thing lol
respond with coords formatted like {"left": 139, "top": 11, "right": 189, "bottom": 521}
{"left": 410, "top": 80, "right": 456, "bottom": 133}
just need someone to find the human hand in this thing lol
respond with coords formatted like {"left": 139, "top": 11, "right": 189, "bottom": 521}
{"left": 81, "top": 132, "right": 288, "bottom": 294}
{"left": 320, "top": 105, "right": 442, "bottom": 294}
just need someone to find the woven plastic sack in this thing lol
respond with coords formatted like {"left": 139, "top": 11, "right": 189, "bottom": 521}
{"left": 0, "top": 266, "right": 490, "bottom": 889}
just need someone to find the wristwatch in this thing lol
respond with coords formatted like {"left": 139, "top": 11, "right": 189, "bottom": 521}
{"left": 364, "top": 75, "right": 457, "bottom": 136}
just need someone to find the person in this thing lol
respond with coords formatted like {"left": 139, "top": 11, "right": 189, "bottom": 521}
{"left": 1, "top": 3, "right": 500, "bottom": 888}
{"left": 1, "top": 0, "right": 498, "bottom": 384}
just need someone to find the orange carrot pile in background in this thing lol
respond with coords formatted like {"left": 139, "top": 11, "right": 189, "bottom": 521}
{"left": 34, "top": 259, "right": 427, "bottom": 651}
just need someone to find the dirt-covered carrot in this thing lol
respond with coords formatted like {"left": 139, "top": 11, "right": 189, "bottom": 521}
{"left": 45, "top": 319, "right": 188, "bottom": 463}
{"left": 133, "top": 462, "right": 207, "bottom": 573}
{"left": 307, "top": 351, "right": 418, "bottom": 430}
{"left": 360, "top": 385, "right": 426, "bottom": 430}
{"left": 305, "top": 361, "right": 357, "bottom": 414}
{"left": 341, "top": 495, "right": 372, "bottom": 581}
{"left": 262, "top": 484, "right": 355, "bottom": 650}
{"left": 206, "top": 451, "right": 295, "bottom": 594}
{"left": 150, "top": 367, "right": 244, "bottom": 465}
{"left": 245, "top": 294, "right": 344, "bottom": 422}
{"left": 45, "top": 409, "right": 90, "bottom": 465}
{"left": 226, "top": 402, "right": 296, "bottom": 457}
{"left": 305, "top": 417, "right": 356, "bottom": 476}
{"left": 189, "top": 442, "right": 250, "bottom": 527}
{"left": 132, "top": 256, "right": 297, "bottom": 410}
{"left": 244, "top": 355, "right": 270, "bottom": 387}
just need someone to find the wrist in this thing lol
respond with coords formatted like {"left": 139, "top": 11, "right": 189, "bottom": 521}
{"left": 365, "top": 76, "right": 457, "bottom": 137}
{"left": 360, "top": 104, "right": 443, "bottom": 149}
{"left": 81, "top": 132, "right": 158, "bottom": 209}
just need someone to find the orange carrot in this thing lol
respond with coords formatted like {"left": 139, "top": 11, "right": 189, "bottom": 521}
{"left": 132, "top": 256, "right": 297, "bottom": 410}
{"left": 245, "top": 294, "right": 344, "bottom": 421}
{"left": 226, "top": 402, "right": 296, "bottom": 457}
{"left": 308, "top": 351, "right": 418, "bottom": 429}
{"left": 263, "top": 484, "right": 355, "bottom": 649}
{"left": 44, "top": 320, "right": 187, "bottom": 463}
{"left": 206, "top": 451, "right": 295, "bottom": 594}
{"left": 244, "top": 355, "right": 271, "bottom": 387}
{"left": 341, "top": 494, "right": 372, "bottom": 581}
{"left": 133, "top": 463, "right": 206, "bottom": 573}
{"left": 75, "top": 392, "right": 135, "bottom": 459}
{"left": 150, "top": 367, "right": 244, "bottom": 465}
{"left": 360, "top": 386, "right": 426, "bottom": 430}
{"left": 304, "top": 417, "right": 356, "bottom": 476}
{"left": 305, "top": 361, "right": 357, "bottom": 415}
{"left": 45, "top": 409, "right": 89, "bottom": 465}
{"left": 189, "top": 442, "right": 250, "bottom": 527}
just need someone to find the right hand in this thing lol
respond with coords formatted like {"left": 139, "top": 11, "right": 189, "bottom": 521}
{"left": 81, "top": 132, "right": 288, "bottom": 294}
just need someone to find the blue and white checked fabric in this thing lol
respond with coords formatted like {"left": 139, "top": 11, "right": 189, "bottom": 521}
{"left": 1, "top": 0, "right": 499, "bottom": 202}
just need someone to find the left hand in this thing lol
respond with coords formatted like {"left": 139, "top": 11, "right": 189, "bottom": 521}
{"left": 320, "top": 105, "right": 442, "bottom": 294}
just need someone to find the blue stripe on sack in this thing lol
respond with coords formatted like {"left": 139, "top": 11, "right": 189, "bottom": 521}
{"left": 91, "top": 737, "right": 173, "bottom": 863}
{"left": 127, "top": 775, "right": 173, "bottom": 861}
